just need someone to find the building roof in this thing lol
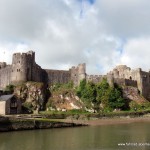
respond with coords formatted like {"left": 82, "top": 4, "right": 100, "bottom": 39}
{"left": 0, "top": 94, "right": 14, "bottom": 101}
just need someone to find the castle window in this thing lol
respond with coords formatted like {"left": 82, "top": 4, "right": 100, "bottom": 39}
{"left": 18, "top": 61, "right": 20, "bottom": 63}
{"left": 129, "top": 76, "right": 132, "bottom": 80}
{"left": 12, "top": 70, "right": 13, "bottom": 72}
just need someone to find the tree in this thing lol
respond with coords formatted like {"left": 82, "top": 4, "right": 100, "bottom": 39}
{"left": 76, "top": 78, "right": 126, "bottom": 112}
{"left": 108, "top": 87, "right": 125, "bottom": 109}
{"left": 76, "top": 79, "right": 86, "bottom": 98}
{"left": 82, "top": 81, "right": 97, "bottom": 103}
{"left": 96, "top": 78, "right": 109, "bottom": 104}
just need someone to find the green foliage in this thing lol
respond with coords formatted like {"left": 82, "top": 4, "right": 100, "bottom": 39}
{"left": 22, "top": 102, "right": 32, "bottom": 109}
{"left": 76, "top": 78, "right": 126, "bottom": 112}
{"left": 76, "top": 80, "right": 97, "bottom": 108}
{"left": 82, "top": 82, "right": 97, "bottom": 103}
{"left": 65, "top": 81, "right": 74, "bottom": 89}
{"left": 96, "top": 78, "right": 109, "bottom": 105}
{"left": 5, "top": 84, "right": 15, "bottom": 93}
{"left": 50, "top": 81, "right": 74, "bottom": 92}
{"left": 76, "top": 79, "right": 86, "bottom": 98}
{"left": 107, "top": 86, "right": 125, "bottom": 109}
{"left": 129, "top": 101, "right": 150, "bottom": 111}
{"left": 22, "top": 102, "right": 33, "bottom": 113}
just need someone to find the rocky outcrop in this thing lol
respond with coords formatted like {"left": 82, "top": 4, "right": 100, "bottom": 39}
{"left": 122, "top": 86, "right": 148, "bottom": 104}
{"left": 47, "top": 89, "right": 84, "bottom": 111}
{"left": 13, "top": 81, "right": 149, "bottom": 113}
{"left": 14, "top": 82, "right": 49, "bottom": 111}
{"left": 14, "top": 81, "right": 84, "bottom": 112}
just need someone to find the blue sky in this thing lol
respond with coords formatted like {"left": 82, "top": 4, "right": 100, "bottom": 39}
{"left": 0, "top": 0, "right": 150, "bottom": 74}
{"left": 78, "top": 0, "right": 96, "bottom": 5}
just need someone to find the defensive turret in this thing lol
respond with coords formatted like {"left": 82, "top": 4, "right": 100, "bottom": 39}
{"left": 11, "top": 51, "right": 35, "bottom": 84}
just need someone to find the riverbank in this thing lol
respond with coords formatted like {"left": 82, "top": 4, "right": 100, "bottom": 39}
{"left": 62, "top": 115, "right": 150, "bottom": 126}
{"left": 0, "top": 117, "right": 86, "bottom": 132}
{"left": 40, "top": 109, "right": 150, "bottom": 119}
{"left": 1, "top": 110, "right": 150, "bottom": 132}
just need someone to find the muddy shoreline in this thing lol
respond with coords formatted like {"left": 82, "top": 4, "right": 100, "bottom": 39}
{"left": 62, "top": 115, "right": 150, "bottom": 126}
{"left": 0, "top": 117, "right": 86, "bottom": 132}
{"left": 1, "top": 113, "right": 150, "bottom": 132}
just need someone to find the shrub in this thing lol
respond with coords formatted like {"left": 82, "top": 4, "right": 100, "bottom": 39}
{"left": 5, "top": 84, "right": 15, "bottom": 94}
{"left": 76, "top": 78, "right": 126, "bottom": 112}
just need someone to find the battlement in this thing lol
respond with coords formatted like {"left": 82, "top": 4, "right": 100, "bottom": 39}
{"left": 0, "top": 62, "right": 7, "bottom": 69}
{"left": 12, "top": 51, "right": 35, "bottom": 65}
{"left": 0, "top": 50, "right": 150, "bottom": 100}
{"left": 87, "top": 75, "right": 104, "bottom": 83}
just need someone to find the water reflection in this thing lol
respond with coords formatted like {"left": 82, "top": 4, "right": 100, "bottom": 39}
{"left": 0, "top": 122, "right": 150, "bottom": 150}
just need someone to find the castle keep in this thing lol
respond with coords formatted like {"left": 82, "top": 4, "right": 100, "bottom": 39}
{"left": 0, "top": 51, "right": 86, "bottom": 89}
{"left": 0, "top": 51, "right": 150, "bottom": 100}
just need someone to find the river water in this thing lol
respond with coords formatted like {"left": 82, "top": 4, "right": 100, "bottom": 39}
{"left": 0, "top": 122, "right": 150, "bottom": 150}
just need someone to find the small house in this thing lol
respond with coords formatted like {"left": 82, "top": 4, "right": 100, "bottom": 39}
{"left": 0, "top": 94, "right": 22, "bottom": 115}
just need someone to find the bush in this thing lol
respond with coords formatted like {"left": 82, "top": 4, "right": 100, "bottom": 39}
{"left": 22, "top": 102, "right": 33, "bottom": 113}
{"left": 76, "top": 78, "right": 126, "bottom": 112}
{"left": 5, "top": 84, "right": 15, "bottom": 94}
{"left": 129, "top": 101, "right": 150, "bottom": 111}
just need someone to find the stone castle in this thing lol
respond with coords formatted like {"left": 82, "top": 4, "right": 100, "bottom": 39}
{"left": 0, "top": 51, "right": 150, "bottom": 100}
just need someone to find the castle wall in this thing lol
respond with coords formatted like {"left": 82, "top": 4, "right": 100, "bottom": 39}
{"left": 114, "top": 78, "right": 137, "bottom": 87}
{"left": 45, "top": 69, "right": 71, "bottom": 85}
{"left": 70, "top": 63, "right": 86, "bottom": 86}
{"left": 0, "top": 65, "right": 11, "bottom": 90}
{"left": 86, "top": 75, "right": 104, "bottom": 83}
{"left": 108, "top": 65, "right": 150, "bottom": 100}
{"left": 140, "top": 71, "right": 150, "bottom": 100}
{"left": 11, "top": 53, "right": 27, "bottom": 83}
{"left": 31, "top": 63, "right": 44, "bottom": 82}
{"left": 10, "top": 51, "right": 44, "bottom": 84}
{"left": 0, "top": 62, "right": 7, "bottom": 69}
{"left": 1, "top": 50, "right": 150, "bottom": 101}
{"left": 70, "top": 66, "right": 78, "bottom": 86}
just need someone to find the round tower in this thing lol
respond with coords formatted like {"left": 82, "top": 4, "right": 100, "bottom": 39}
{"left": 11, "top": 51, "right": 35, "bottom": 84}
{"left": 77, "top": 63, "right": 86, "bottom": 85}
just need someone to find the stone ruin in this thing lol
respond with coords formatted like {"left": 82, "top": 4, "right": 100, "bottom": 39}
{"left": 0, "top": 51, "right": 150, "bottom": 100}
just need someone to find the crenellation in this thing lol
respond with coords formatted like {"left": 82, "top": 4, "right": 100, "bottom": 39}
{"left": 87, "top": 74, "right": 104, "bottom": 84}
{"left": 1, "top": 50, "right": 150, "bottom": 101}
{"left": 0, "top": 62, "right": 7, "bottom": 69}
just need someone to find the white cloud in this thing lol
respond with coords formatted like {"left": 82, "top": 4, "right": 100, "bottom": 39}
{"left": 121, "top": 38, "right": 150, "bottom": 71}
{"left": 0, "top": 0, "right": 150, "bottom": 75}
{"left": 97, "top": 0, "right": 150, "bottom": 38}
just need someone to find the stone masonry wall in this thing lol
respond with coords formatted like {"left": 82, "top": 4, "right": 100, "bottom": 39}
{"left": 140, "top": 71, "right": 150, "bottom": 100}
{"left": 114, "top": 78, "right": 137, "bottom": 87}
{"left": 70, "top": 63, "right": 86, "bottom": 86}
{"left": 0, "top": 101, "right": 6, "bottom": 115}
{"left": 1, "top": 50, "right": 150, "bottom": 101}
{"left": 45, "top": 69, "right": 71, "bottom": 85}
{"left": 0, "top": 65, "right": 11, "bottom": 89}
{"left": 86, "top": 75, "right": 104, "bottom": 83}
{"left": 108, "top": 65, "right": 150, "bottom": 100}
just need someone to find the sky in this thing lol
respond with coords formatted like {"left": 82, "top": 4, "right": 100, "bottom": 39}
{"left": 0, "top": 0, "right": 150, "bottom": 74}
